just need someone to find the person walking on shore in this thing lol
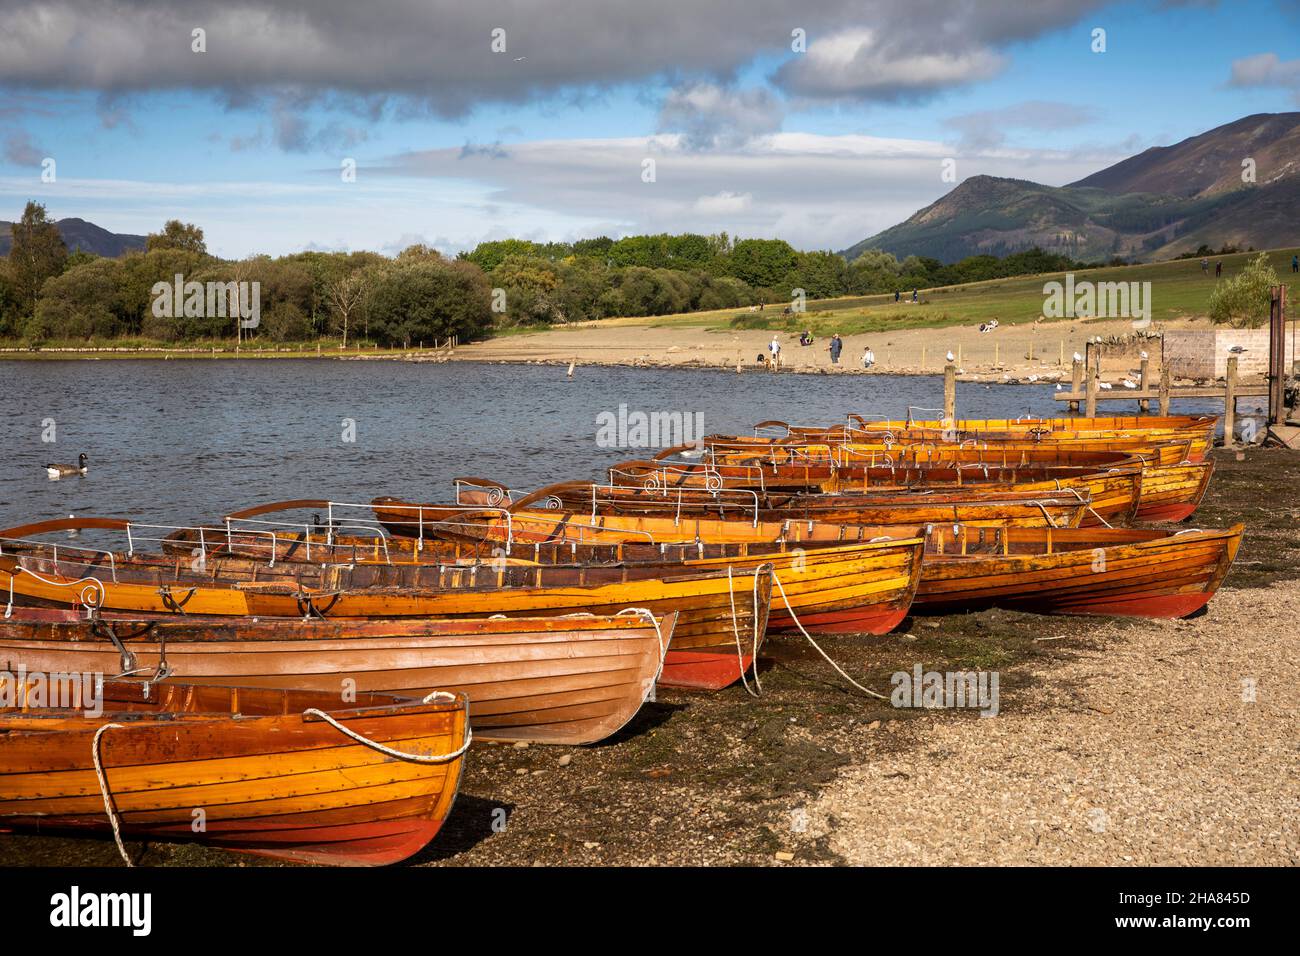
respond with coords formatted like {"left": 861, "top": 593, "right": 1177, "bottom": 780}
{"left": 768, "top": 335, "right": 781, "bottom": 370}
{"left": 828, "top": 333, "right": 843, "bottom": 365}
{"left": 1201, "top": 257, "right": 1209, "bottom": 274}
{"left": 1215, "top": 261, "right": 1222, "bottom": 277}
{"left": 1292, "top": 254, "right": 1298, "bottom": 273}
{"left": 861, "top": 346, "right": 875, "bottom": 370}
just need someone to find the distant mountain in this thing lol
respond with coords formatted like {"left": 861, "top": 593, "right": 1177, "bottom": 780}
{"left": 0, "top": 217, "right": 147, "bottom": 258}
{"left": 841, "top": 112, "right": 1300, "bottom": 264}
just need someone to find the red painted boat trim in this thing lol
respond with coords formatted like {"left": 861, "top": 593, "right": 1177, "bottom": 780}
{"left": 769, "top": 604, "right": 909, "bottom": 635}
{"left": 1054, "top": 591, "right": 1212, "bottom": 618}
{"left": 659, "top": 649, "right": 754, "bottom": 690}
{"left": 1134, "top": 503, "right": 1198, "bottom": 522}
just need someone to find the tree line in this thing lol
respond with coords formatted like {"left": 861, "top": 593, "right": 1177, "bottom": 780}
{"left": 0, "top": 200, "right": 1092, "bottom": 346}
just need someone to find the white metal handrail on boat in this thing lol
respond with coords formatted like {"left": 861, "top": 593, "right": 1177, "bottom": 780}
{"left": 0, "top": 536, "right": 119, "bottom": 583}
{"left": 326, "top": 500, "right": 517, "bottom": 554}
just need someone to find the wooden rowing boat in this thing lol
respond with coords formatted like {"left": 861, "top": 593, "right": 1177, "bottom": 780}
{"left": 608, "top": 457, "right": 1213, "bottom": 524}
{"left": 914, "top": 523, "right": 1242, "bottom": 617}
{"left": 683, "top": 434, "right": 1200, "bottom": 467}
{"left": 0, "top": 610, "right": 675, "bottom": 745}
{"left": 370, "top": 491, "right": 1088, "bottom": 545}
{"left": 768, "top": 414, "right": 1219, "bottom": 461}
{"left": 848, "top": 413, "right": 1216, "bottom": 460}
{"left": 503, "top": 475, "right": 1140, "bottom": 527}
{"left": 0, "top": 679, "right": 467, "bottom": 866}
{"left": 0, "top": 519, "right": 772, "bottom": 692}
{"left": 151, "top": 504, "right": 926, "bottom": 638}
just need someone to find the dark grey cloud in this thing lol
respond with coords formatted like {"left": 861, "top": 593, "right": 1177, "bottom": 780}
{"left": 3, "top": 128, "right": 46, "bottom": 165}
{"left": 657, "top": 83, "right": 784, "bottom": 150}
{"left": 1, "top": 0, "right": 1106, "bottom": 116}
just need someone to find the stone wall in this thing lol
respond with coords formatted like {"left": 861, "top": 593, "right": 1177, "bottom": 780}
{"left": 1162, "top": 328, "right": 1293, "bottom": 380}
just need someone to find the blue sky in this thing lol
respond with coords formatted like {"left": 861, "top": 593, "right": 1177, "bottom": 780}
{"left": 2, "top": 0, "right": 1298, "bottom": 257}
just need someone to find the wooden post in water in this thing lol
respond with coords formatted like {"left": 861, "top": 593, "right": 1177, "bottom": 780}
{"left": 1085, "top": 364, "right": 1098, "bottom": 417}
{"left": 1138, "top": 358, "right": 1149, "bottom": 413}
{"left": 1224, "top": 356, "right": 1238, "bottom": 447}
{"left": 1158, "top": 368, "right": 1171, "bottom": 416}
{"left": 994, "top": 342, "right": 999, "bottom": 368}
{"left": 1069, "top": 359, "right": 1082, "bottom": 413}
{"left": 1059, "top": 340, "right": 1064, "bottom": 366}
{"left": 943, "top": 363, "right": 956, "bottom": 423}
{"left": 921, "top": 345, "right": 927, "bottom": 370}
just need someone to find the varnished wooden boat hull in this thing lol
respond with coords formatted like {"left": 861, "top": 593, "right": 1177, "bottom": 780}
{"left": 514, "top": 474, "right": 1142, "bottom": 527}
{"left": 840, "top": 414, "right": 1217, "bottom": 462}
{"left": 614, "top": 454, "right": 1210, "bottom": 524}
{"left": 157, "top": 520, "right": 925, "bottom": 638}
{"left": 760, "top": 414, "right": 1218, "bottom": 461}
{"left": 687, "top": 436, "right": 1200, "bottom": 467}
{"left": 0, "top": 550, "right": 770, "bottom": 693}
{"left": 371, "top": 494, "right": 1088, "bottom": 547}
{"left": 915, "top": 524, "right": 1242, "bottom": 617}
{"left": 0, "top": 612, "right": 674, "bottom": 745}
{"left": 677, "top": 538, "right": 923, "bottom": 635}
{"left": 0, "top": 681, "right": 467, "bottom": 866}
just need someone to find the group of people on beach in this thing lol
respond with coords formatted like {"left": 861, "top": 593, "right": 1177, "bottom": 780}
{"left": 763, "top": 332, "right": 873, "bottom": 370}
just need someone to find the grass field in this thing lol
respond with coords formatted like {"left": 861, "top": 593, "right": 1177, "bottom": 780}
{"left": 591, "top": 246, "right": 1300, "bottom": 337}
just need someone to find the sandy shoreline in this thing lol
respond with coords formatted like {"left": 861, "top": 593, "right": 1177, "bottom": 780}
{"left": 448, "top": 316, "right": 1249, "bottom": 385}
{"left": 2, "top": 316, "right": 1250, "bottom": 387}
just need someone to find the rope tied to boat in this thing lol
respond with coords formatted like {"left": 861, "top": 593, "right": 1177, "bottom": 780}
{"left": 725, "top": 564, "right": 766, "bottom": 698}
{"left": 1060, "top": 487, "right": 1112, "bottom": 528}
{"left": 303, "top": 693, "right": 473, "bottom": 764}
{"left": 769, "top": 570, "right": 888, "bottom": 701}
{"left": 616, "top": 607, "right": 667, "bottom": 701}
{"left": 156, "top": 584, "right": 196, "bottom": 615}
{"left": 91, "top": 722, "right": 134, "bottom": 866}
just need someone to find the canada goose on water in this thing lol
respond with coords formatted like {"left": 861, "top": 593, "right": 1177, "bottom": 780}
{"left": 45, "top": 453, "right": 87, "bottom": 479}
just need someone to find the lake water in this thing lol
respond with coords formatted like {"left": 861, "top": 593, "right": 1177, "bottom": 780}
{"left": 0, "top": 360, "right": 1228, "bottom": 529}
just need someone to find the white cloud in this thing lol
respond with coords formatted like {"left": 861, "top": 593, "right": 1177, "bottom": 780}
{"left": 777, "top": 29, "right": 1006, "bottom": 100}
{"left": 1229, "top": 52, "right": 1300, "bottom": 89}
{"left": 694, "top": 191, "right": 753, "bottom": 213}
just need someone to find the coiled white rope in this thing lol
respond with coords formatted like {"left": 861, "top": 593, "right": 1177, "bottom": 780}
{"left": 770, "top": 571, "right": 888, "bottom": 700}
{"left": 303, "top": 690, "right": 473, "bottom": 763}
{"left": 91, "top": 722, "right": 134, "bottom": 866}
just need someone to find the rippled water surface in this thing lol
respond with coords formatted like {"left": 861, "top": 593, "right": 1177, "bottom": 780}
{"left": 0, "top": 360, "right": 1225, "bottom": 528}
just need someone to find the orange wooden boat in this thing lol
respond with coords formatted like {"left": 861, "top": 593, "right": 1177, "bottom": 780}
{"left": 152, "top": 504, "right": 926, "bottom": 638}
{"left": 844, "top": 413, "right": 1216, "bottom": 461}
{"left": 608, "top": 457, "right": 1213, "bottom": 524}
{"left": 915, "top": 523, "right": 1242, "bottom": 617}
{"left": 0, "top": 679, "right": 467, "bottom": 866}
{"left": 501, "top": 475, "right": 1141, "bottom": 527}
{"left": 0, "top": 609, "right": 675, "bottom": 745}
{"left": 649, "top": 438, "right": 1196, "bottom": 470}
{"left": 683, "top": 434, "right": 1201, "bottom": 467}
{"left": 760, "top": 414, "right": 1218, "bottom": 461}
{"left": 0, "top": 518, "right": 772, "bottom": 692}
{"left": 370, "top": 491, "right": 1088, "bottom": 546}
